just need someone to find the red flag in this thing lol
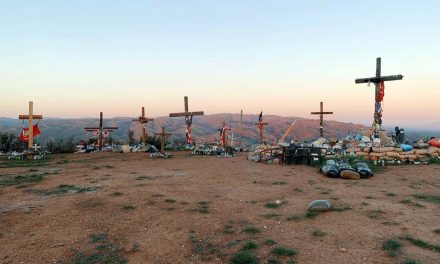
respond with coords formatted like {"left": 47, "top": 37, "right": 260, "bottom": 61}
{"left": 377, "top": 80, "right": 385, "bottom": 102}
{"left": 18, "top": 124, "right": 41, "bottom": 142}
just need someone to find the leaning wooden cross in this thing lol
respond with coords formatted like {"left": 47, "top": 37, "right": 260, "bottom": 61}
{"left": 355, "top": 57, "right": 403, "bottom": 130}
{"left": 155, "top": 127, "right": 172, "bottom": 154}
{"left": 18, "top": 101, "right": 43, "bottom": 149}
{"left": 84, "top": 112, "right": 118, "bottom": 151}
{"left": 255, "top": 111, "right": 268, "bottom": 145}
{"left": 169, "top": 96, "right": 204, "bottom": 145}
{"left": 218, "top": 122, "right": 231, "bottom": 148}
{"left": 311, "top": 101, "right": 333, "bottom": 138}
{"left": 133, "top": 107, "right": 153, "bottom": 144}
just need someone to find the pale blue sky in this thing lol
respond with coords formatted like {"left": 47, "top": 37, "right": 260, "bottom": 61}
{"left": 0, "top": 0, "right": 439, "bottom": 127}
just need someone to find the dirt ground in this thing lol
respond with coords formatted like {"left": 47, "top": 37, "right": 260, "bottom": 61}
{"left": 0, "top": 152, "right": 439, "bottom": 264}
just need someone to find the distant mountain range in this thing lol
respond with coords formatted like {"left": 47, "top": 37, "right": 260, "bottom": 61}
{"left": 1, "top": 114, "right": 438, "bottom": 145}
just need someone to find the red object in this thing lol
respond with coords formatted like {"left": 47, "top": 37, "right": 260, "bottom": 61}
{"left": 18, "top": 124, "right": 41, "bottom": 142}
{"left": 428, "top": 138, "right": 440, "bottom": 147}
{"left": 377, "top": 80, "right": 385, "bottom": 102}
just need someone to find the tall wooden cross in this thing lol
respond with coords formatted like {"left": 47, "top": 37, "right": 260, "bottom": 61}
{"left": 355, "top": 57, "right": 403, "bottom": 129}
{"left": 311, "top": 102, "right": 333, "bottom": 138}
{"left": 84, "top": 112, "right": 118, "bottom": 151}
{"left": 155, "top": 127, "right": 172, "bottom": 154}
{"left": 218, "top": 122, "right": 231, "bottom": 148}
{"left": 133, "top": 107, "right": 153, "bottom": 144}
{"left": 18, "top": 101, "right": 43, "bottom": 149}
{"left": 169, "top": 96, "right": 204, "bottom": 145}
{"left": 255, "top": 111, "right": 268, "bottom": 145}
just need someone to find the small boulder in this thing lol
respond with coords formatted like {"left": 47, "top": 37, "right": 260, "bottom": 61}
{"left": 308, "top": 200, "right": 332, "bottom": 212}
{"left": 340, "top": 170, "right": 360, "bottom": 180}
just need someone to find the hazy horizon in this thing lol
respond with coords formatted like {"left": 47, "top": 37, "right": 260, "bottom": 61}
{"left": 1, "top": 1, "right": 439, "bottom": 128}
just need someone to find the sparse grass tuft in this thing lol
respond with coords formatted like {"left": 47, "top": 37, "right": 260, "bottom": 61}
{"left": 242, "top": 225, "right": 260, "bottom": 234}
{"left": 386, "top": 193, "right": 396, "bottom": 197}
{"left": 272, "top": 181, "right": 287, "bottom": 185}
{"left": 265, "top": 202, "right": 282, "bottom": 209}
{"left": 104, "top": 165, "right": 114, "bottom": 169}
{"left": 434, "top": 228, "right": 440, "bottom": 235}
{"left": 366, "top": 209, "right": 385, "bottom": 219}
{"left": 228, "top": 251, "right": 258, "bottom": 264}
{"left": 111, "top": 192, "right": 123, "bottom": 196}
{"left": 382, "top": 239, "right": 402, "bottom": 257}
{"left": 400, "top": 198, "right": 412, "bottom": 204}
{"left": 271, "top": 246, "right": 297, "bottom": 256}
{"left": 267, "top": 258, "right": 281, "bottom": 264}
{"left": 241, "top": 241, "right": 258, "bottom": 251}
{"left": 165, "top": 199, "right": 176, "bottom": 203}
{"left": 122, "top": 205, "right": 136, "bottom": 210}
{"left": 90, "top": 233, "right": 108, "bottom": 244}
{"left": 413, "top": 194, "right": 440, "bottom": 204}
{"left": 262, "top": 213, "right": 280, "bottom": 219}
{"left": 305, "top": 210, "right": 320, "bottom": 219}
{"left": 400, "top": 235, "right": 440, "bottom": 252}
{"left": 73, "top": 233, "right": 126, "bottom": 264}
{"left": 223, "top": 224, "right": 234, "bottom": 234}
{"left": 331, "top": 205, "right": 352, "bottom": 212}
{"left": 365, "top": 196, "right": 375, "bottom": 199}
{"left": 286, "top": 214, "right": 302, "bottom": 222}
{"left": 312, "top": 229, "right": 327, "bottom": 237}
{"left": 264, "top": 239, "right": 276, "bottom": 245}
{"left": 42, "top": 184, "right": 99, "bottom": 195}
{"left": 293, "top": 188, "right": 303, "bottom": 192}
{"left": 0, "top": 159, "right": 47, "bottom": 168}
{"left": 136, "top": 175, "right": 152, "bottom": 180}
{"left": 189, "top": 233, "right": 219, "bottom": 256}
{"left": 0, "top": 173, "right": 45, "bottom": 187}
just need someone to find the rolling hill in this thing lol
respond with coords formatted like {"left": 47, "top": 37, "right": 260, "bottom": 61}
{"left": 0, "top": 114, "right": 367, "bottom": 146}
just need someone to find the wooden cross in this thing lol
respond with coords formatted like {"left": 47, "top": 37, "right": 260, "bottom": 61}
{"left": 311, "top": 102, "right": 333, "bottom": 138}
{"left": 218, "top": 122, "right": 231, "bottom": 148}
{"left": 133, "top": 107, "right": 153, "bottom": 144}
{"left": 227, "top": 132, "right": 239, "bottom": 147}
{"left": 355, "top": 57, "right": 403, "bottom": 129}
{"left": 18, "top": 101, "right": 43, "bottom": 149}
{"left": 84, "top": 112, "right": 118, "bottom": 151}
{"left": 230, "top": 110, "right": 253, "bottom": 146}
{"left": 155, "top": 127, "right": 172, "bottom": 154}
{"left": 254, "top": 111, "right": 268, "bottom": 145}
{"left": 169, "top": 96, "right": 204, "bottom": 144}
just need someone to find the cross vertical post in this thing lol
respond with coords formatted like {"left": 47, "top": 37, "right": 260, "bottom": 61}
{"left": 311, "top": 101, "right": 333, "bottom": 138}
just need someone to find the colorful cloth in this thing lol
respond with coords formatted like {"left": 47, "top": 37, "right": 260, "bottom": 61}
{"left": 18, "top": 124, "right": 41, "bottom": 142}
{"left": 185, "top": 115, "right": 193, "bottom": 144}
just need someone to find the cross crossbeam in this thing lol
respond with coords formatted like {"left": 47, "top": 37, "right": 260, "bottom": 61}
{"left": 155, "top": 127, "right": 172, "bottom": 153}
{"left": 84, "top": 112, "right": 118, "bottom": 151}
{"left": 133, "top": 107, "right": 154, "bottom": 143}
{"left": 311, "top": 101, "right": 333, "bottom": 138}
{"left": 18, "top": 101, "right": 43, "bottom": 149}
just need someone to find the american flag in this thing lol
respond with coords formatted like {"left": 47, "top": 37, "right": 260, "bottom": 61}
{"left": 185, "top": 115, "right": 193, "bottom": 144}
